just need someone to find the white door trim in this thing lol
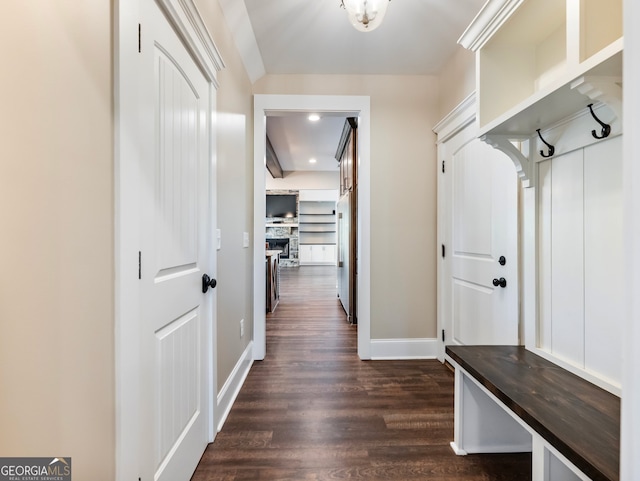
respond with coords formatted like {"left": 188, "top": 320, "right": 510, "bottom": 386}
{"left": 253, "top": 94, "right": 371, "bottom": 360}
{"left": 115, "top": 1, "right": 223, "bottom": 479}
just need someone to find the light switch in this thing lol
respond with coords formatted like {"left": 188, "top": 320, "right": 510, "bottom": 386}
{"left": 217, "top": 229, "right": 221, "bottom": 250}
{"left": 243, "top": 232, "right": 250, "bottom": 248}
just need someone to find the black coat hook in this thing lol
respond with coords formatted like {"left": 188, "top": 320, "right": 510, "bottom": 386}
{"left": 587, "top": 103, "right": 611, "bottom": 139}
{"left": 536, "top": 129, "right": 555, "bottom": 158}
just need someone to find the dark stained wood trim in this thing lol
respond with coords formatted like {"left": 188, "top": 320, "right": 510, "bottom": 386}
{"left": 266, "top": 134, "right": 284, "bottom": 179}
{"left": 446, "top": 345, "right": 620, "bottom": 481}
{"left": 334, "top": 117, "right": 358, "bottom": 162}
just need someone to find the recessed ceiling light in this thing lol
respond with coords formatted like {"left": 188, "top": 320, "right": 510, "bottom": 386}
{"left": 309, "top": 158, "right": 317, "bottom": 164}
{"left": 308, "top": 114, "right": 320, "bottom": 122}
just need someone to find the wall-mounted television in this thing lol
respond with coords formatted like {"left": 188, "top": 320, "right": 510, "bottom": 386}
{"left": 266, "top": 194, "right": 297, "bottom": 218}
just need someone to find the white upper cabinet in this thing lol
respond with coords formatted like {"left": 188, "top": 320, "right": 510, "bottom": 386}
{"left": 460, "top": 0, "right": 622, "bottom": 135}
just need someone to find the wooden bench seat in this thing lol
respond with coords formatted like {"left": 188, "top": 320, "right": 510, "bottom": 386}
{"left": 446, "top": 345, "right": 620, "bottom": 481}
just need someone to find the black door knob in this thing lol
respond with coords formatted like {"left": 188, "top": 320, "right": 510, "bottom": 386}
{"left": 202, "top": 273, "right": 217, "bottom": 293}
{"left": 492, "top": 277, "right": 507, "bottom": 288}
{"left": 499, "top": 256, "right": 506, "bottom": 266}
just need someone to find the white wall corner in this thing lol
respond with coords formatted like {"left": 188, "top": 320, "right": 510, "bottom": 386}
{"left": 216, "top": 341, "right": 254, "bottom": 432}
{"left": 370, "top": 338, "right": 438, "bottom": 360}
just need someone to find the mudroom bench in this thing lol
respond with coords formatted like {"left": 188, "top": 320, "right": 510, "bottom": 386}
{"left": 445, "top": 345, "right": 620, "bottom": 481}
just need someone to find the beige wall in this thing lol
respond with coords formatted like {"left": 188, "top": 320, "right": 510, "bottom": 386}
{"left": 254, "top": 75, "right": 440, "bottom": 339}
{"left": 196, "top": 0, "right": 256, "bottom": 390}
{"left": 438, "top": 46, "right": 476, "bottom": 119}
{"left": 0, "top": 1, "right": 114, "bottom": 479}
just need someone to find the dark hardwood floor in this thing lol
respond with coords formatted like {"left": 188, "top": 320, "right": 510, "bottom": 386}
{"left": 192, "top": 266, "right": 531, "bottom": 480}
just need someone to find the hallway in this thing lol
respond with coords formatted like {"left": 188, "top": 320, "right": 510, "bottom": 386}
{"left": 192, "top": 266, "right": 531, "bottom": 480}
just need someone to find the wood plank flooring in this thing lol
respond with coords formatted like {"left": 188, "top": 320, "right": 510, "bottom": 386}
{"left": 192, "top": 266, "right": 531, "bottom": 481}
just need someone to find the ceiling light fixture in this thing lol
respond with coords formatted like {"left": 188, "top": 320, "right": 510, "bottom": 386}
{"left": 309, "top": 158, "right": 317, "bottom": 164}
{"left": 308, "top": 114, "right": 320, "bottom": 122}
{"left": 341, "top": 0, "right": 390, "bottom": 32}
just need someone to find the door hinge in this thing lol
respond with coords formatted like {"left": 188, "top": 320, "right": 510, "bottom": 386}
{"left": 441, "top": 244, "right": 445, "bottom": 258}
{"left": 442, "top": 160, "right": 445, "bottom": 173}
{"left": 138, "top": 251, "right": 142, "bottom": 279}
{"left": 442, "top": 329, "right": 445, "bottom": 342}
{"left": 138, "top": 23, "right": 141, "bottom": 53}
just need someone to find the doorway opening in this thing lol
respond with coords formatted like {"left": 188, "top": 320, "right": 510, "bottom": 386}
{"left": 253, "top": 95, "right": 371, "bottom": 361}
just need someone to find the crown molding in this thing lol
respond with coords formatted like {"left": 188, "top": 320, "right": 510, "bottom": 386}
{"left": 458, "top": 0, "right": 525, "bottom": 52}
{"left": 433, "top": 91, "right": 477, "bottom": 143}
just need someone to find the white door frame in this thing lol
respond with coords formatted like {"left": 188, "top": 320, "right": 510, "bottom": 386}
{"left": 114, "top": 1, "right": 224, "bottom": 479}
{"left": 253, "top": 95, "right": 371, "bottom": 360}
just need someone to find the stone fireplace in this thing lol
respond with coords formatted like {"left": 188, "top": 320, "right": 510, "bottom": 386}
{"left": 267, "top": 238, "right": 290, "bottom": 259}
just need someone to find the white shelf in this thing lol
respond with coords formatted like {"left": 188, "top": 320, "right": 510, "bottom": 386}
{"left": 462, "top": 0, "right": 623, "bottom": 133}
{"left": 299, "top": 200, "right": 336, "bottom": 246}
{"left": 266, "top": 223, "right": 298, "bottom": 228}
{"left": 479, "top": 40, "right": 622, "bottom": 138}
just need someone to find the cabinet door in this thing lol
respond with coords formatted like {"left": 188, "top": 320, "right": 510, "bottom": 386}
{"left": 321, "top": 245, "right": 336, "bottom": 264}
{"left": 299, "top": 245, "right": 313, "bottom": 264}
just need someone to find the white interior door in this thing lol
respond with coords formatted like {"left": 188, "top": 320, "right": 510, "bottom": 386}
{"left": 139, "top": 1, "right": 213, "bottom": 479}
{"left": 442, "top": 125, "right": 519, "bottom": 347}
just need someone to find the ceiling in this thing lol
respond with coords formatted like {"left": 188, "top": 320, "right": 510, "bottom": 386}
{"left": 267, "top": 112, "right": 352, "bottom": 172}
{"left": 219, "top": 0, "right": 488, "bottom": 173}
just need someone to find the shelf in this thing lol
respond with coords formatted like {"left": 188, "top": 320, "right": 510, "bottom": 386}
{"left": 461, "top": 0, "right": 623, "bottom": 131}
{"left": 479, "top": 42, "right": 622, "bottom": 137}
{"left": 299, "top": 199, "right": 336, "bottom": 247}
{"left": 266, "top": 223, "right": 298, "bottom": 228}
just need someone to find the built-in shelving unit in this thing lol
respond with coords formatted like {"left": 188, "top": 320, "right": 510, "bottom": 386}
{"left": 459, "top": 0, "right": 624, "bottom": 386}
{"left": 460, "top": 0, "right": 623, "bottom": 140}
{"left": 450, "top": 4, "right": 624, "bottom": 479}
{"left": 298, "top": 190, "right": 338, "bottom": 265}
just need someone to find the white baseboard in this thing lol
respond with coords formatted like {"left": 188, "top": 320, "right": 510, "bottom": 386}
{"left": 370, "top": 338, "right": 438, "bottom": 360}
{"left": 216, "top": 341, "right": 254, "bottom": 432}
{"left": 450, "top": 441, "right": 468, "bottom": 456}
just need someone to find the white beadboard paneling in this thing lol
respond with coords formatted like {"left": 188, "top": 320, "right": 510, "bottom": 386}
{"left": 537, "top": 159, "right": 553, "bottom": 350}
{"left": 584, "top": 136, "right": 623, "bottom": 385}
{"left": 158, "top": 52, "right": 199, "bottom": 269}
{"left": 550, "top": 150, "right": 584, "bottom": 366}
